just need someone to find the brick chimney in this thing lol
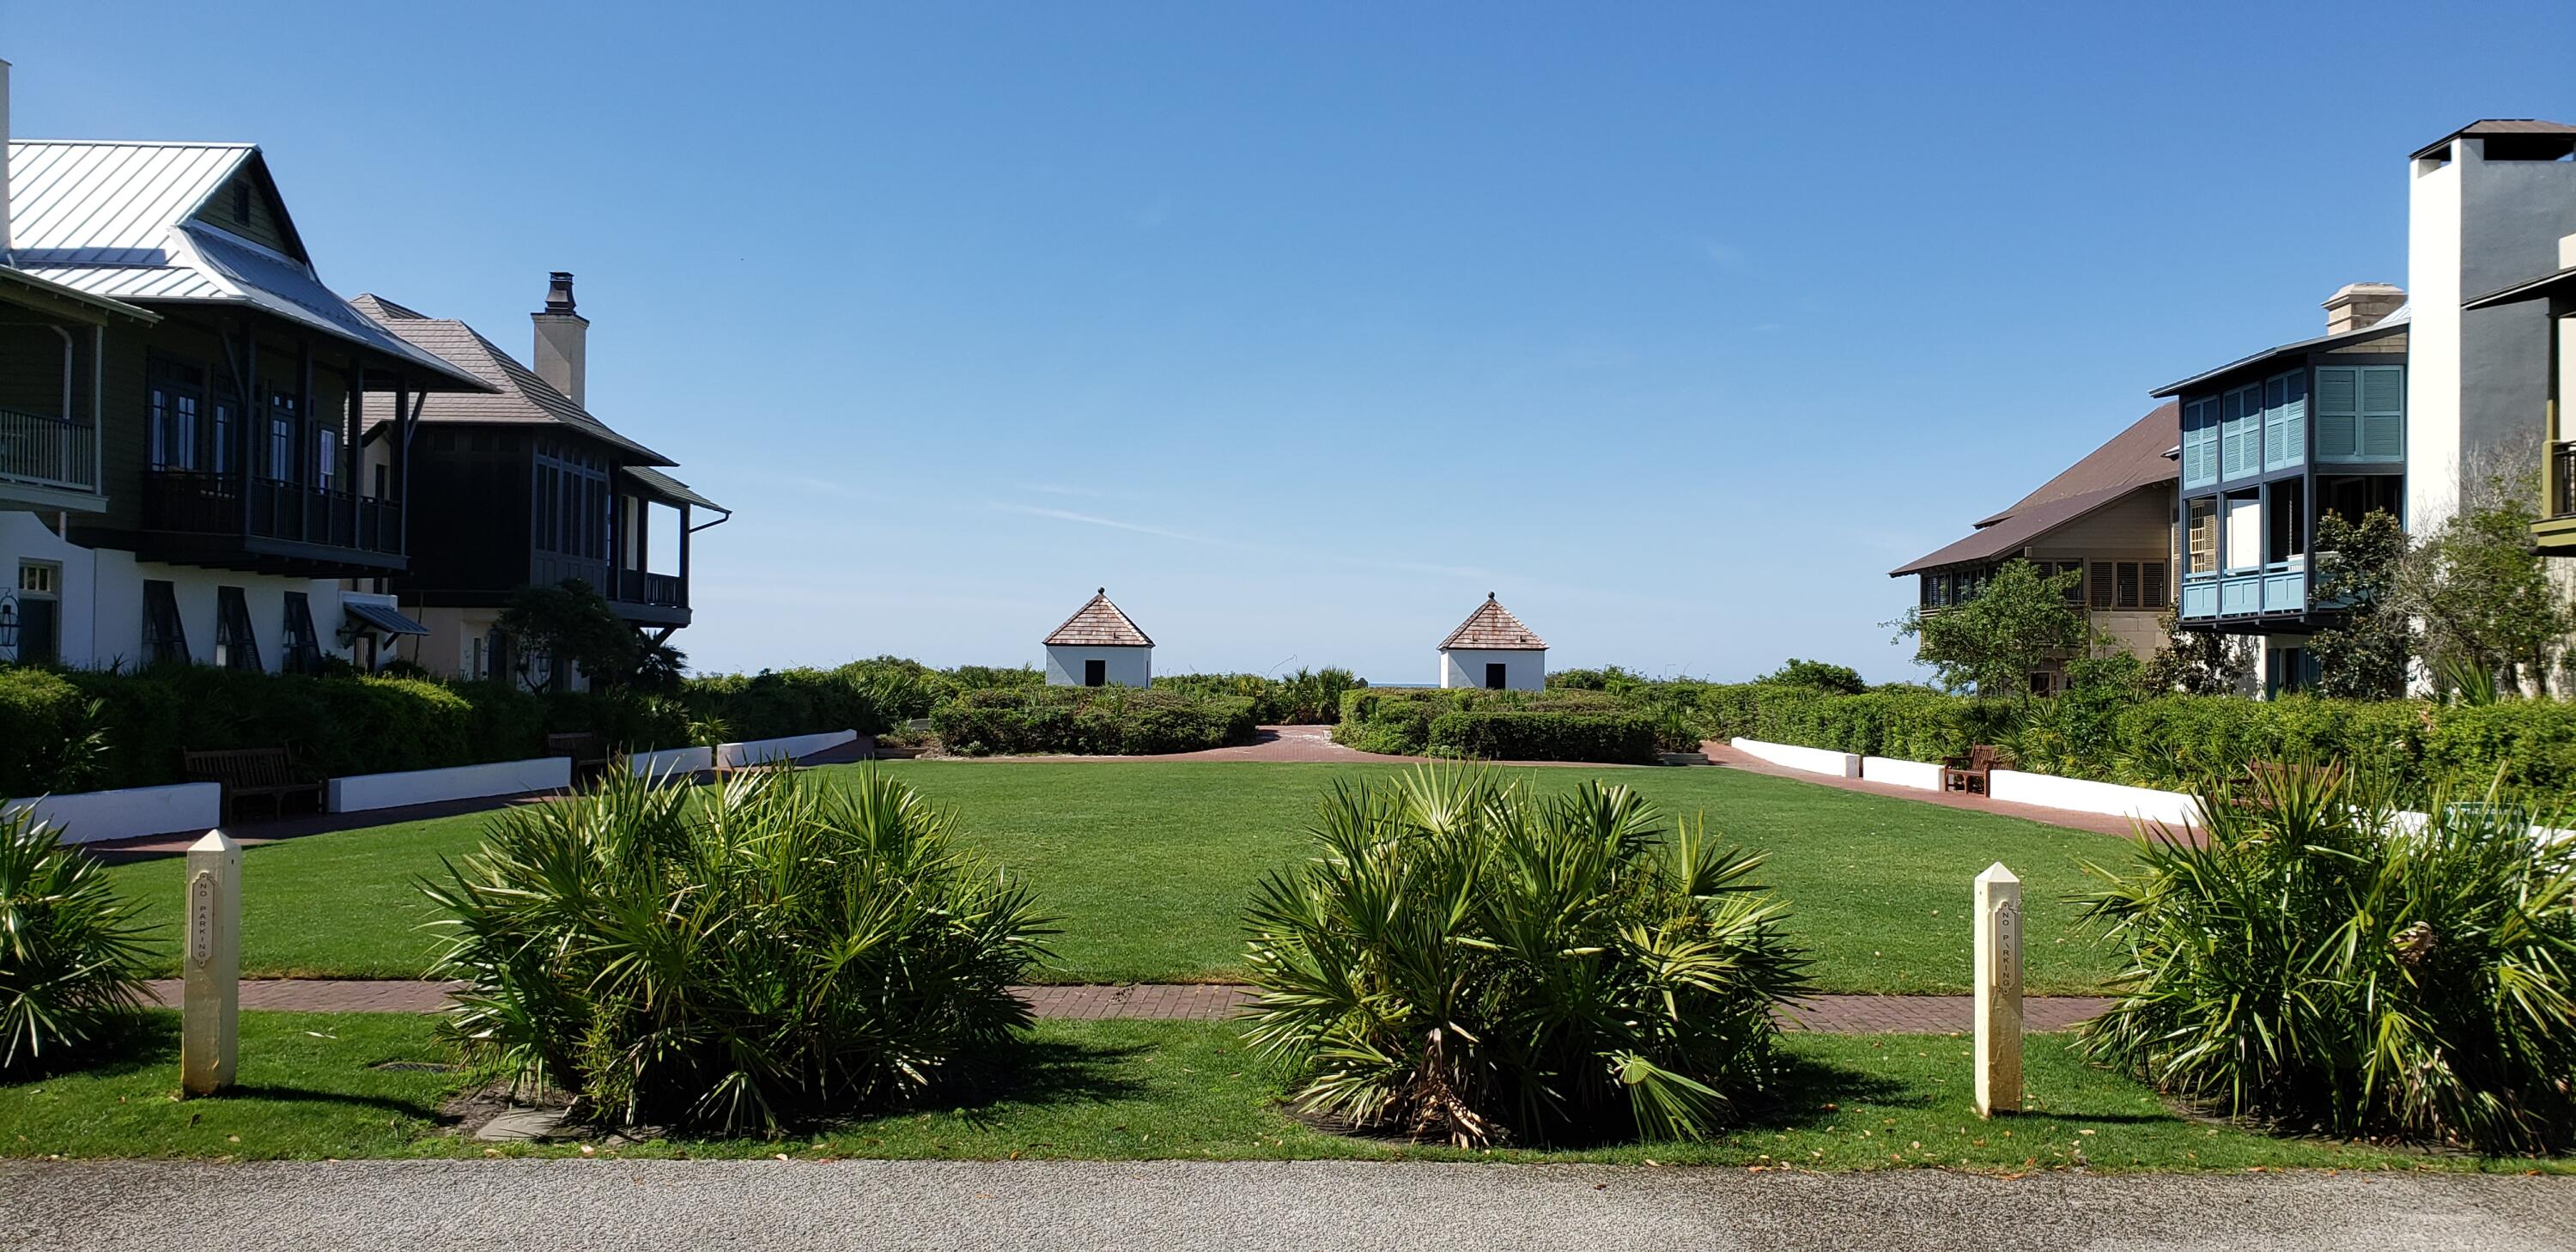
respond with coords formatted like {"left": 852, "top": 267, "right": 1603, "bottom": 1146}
{"left": 2322, "top": 283, "right": 2404, "bottom": 335}
{"left": 531, "top": 270, "right": 587, "bottom": 405}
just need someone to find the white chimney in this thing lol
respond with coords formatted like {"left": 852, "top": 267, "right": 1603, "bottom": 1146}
{"left": 531, "top": 270, "right": 587, "bottom": 405}
{"left": 2321, "top": 282, "right": 2403, "bottom": 335}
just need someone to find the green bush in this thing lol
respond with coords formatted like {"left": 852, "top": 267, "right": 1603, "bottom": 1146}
{"left": 423, "top": 766, "right": 1051, "bottom": 1133}
{"left": 931, "top": 686, "right": 1257, "bottom": 756}
{"left": 678, "top": 666, "right": 891, "bottom": 740}
{"left": 1242, "top": 768, "right": 1807, "bottom": 1146}
{"left": 1, "top": 809, "right": 155, "bottom": 1073}
{"left": 2078, "top": 763, "right": 2576, "bottom": 1152}
{"left": 1331, "top": 687, "right": 1631, "bottom": 757}
{"left": 1427, "top": 710, "right": 1658, "bottom": 764}
{"left": 1153, "top": 668, "right": 1363, "bottom": 725}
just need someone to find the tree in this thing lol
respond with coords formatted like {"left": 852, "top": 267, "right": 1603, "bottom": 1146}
{"left": 1756, "top": 658, "right": 1867, "bottom": 695}
{"left": 495, "top": 580, "right": 647, "bottom": 691}
{"left": 2142, "top": 610, "right": 2251, "bottom": 696}
{"left": 1892, "top": 559, "right": 2100, "bottom": 702}
{"left": 2307, "top": 510, "right": 2414, "bottom": 700}
{"left": 2399, "top": 476, "right": 2571, "bottom": 696}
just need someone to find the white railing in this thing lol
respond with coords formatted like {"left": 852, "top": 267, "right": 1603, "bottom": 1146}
{"left": 0, "top": 405, "right": 97, "bottom": 492}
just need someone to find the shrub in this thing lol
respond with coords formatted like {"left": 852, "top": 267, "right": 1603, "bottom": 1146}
{"left": 0, "top": 810, "right": 155, "bottom": 1073}
{"left": 1754, "top": 659, "right": 1867, "bottom": 695}
{"left": 679, "top": 667, "right": 891, "bottom": 740}
{"left": 423, "top": 767, "right": 1051, "bottom": 1133}
{"left": 1153, "top": 668, "right": 1363, "bottom": 725}
{"left": 1331, "top": 687, "right": 1631, "bottom": 757}
{"left": 931, "top": 686, "right": 1257, "bottom": 756}
{"left": 1242, "top": 768, "right": 1808, "bottom": 1146}
{"left": 1427, "top": 710, "right": 1657, "bottom": 764}
{"left": 2076, "top": 763, "right": 2576, "bottom": 1152}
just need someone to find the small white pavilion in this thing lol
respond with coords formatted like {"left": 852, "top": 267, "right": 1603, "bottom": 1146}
{"left": 1437, "top": 593, "right": 1547, "bottom": 690}
{"left": 1042, "top": 588, "right": 1154, "bottom": 687}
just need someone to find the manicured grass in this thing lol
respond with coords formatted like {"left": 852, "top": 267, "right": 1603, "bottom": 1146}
{"left": 102, "top": 761, "right": 2137, "bottom": 993}
{"left": 6, "top": 1012, "right": 2558, "bottom": 1171}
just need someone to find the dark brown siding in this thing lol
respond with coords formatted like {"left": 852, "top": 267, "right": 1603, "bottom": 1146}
{"left": 190, "top": 167, "right": 299, "bottom": 258}
{"left": 398, "top": 427, "right": 534, "bottom": 604}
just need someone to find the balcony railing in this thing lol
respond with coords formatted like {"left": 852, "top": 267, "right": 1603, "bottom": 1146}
{"left": 2180, "top": 562, "right": 2306, "bottom": 620}
{"left": 2554, "top": 441, "right": 2575, "bottom": 520}
{"left": 615, "top": 568, "right": 688, "bottom": 609}
{"left": 143, "top": 470, "right": 401, "bottom": 555}
{"left": 0, "top": 406, "right": 98, "bottom": 493}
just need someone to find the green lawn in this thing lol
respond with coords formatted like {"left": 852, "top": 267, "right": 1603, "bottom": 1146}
{"left": 102, "top": 760, "right": 2138, "bottom": 994}
{"left": 4, "top": 1011, "right": 2555, "bottom": 1172}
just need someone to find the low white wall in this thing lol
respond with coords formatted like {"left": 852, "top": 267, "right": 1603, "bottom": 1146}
{"left": 629, "top": 745, "right": 714, "bottom": 777}
{"left": 1986, "top": 769, "right": 2200, "bottom": 828}
{"left": 4, "top": 782, "right": 222, "bottom": 845}
{"left": 1862, "top": 756, "right": 1942, "bottom": 791}
{"left": 717, "top": 729, "right": 859, "bottom": 768}
{"left": 327, "top": 757, "right": 571, "bottom": 814}
{"left": 1729, "top": 737, "right": 1860, "bottom": 779}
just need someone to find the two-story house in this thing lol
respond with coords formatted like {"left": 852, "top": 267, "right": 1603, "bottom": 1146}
{"left": 0, "top": 82, "right": 494, "bottom": 672}
{"left": 1888, "top": 405, "right": 2178, "bottom": 693}
{"left": 2462, "top": 229, "right": 2576, "bottom": 557}
{"left": 352, "top": 274, "right": 727, "bottom": 687}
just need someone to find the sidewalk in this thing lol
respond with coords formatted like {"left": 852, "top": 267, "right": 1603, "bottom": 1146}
{"left": 137, "top": 979, "right": 2110, "bottom": 1032}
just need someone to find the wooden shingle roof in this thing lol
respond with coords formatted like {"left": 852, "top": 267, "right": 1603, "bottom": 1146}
{"left": 1043, "top": 589, "right": 1152, "bottom": 647}
{"left": 1440, "top": 593, "right": 1546, "bottom": 651}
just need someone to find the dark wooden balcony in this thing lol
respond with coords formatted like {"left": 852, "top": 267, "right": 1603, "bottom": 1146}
{"left": 136, "top": 470, "right": 405, "bottom": 574}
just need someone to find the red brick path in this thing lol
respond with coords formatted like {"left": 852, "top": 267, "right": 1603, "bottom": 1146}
{"left": 139, "top": 980, "right": 2105, "bottom": 1032}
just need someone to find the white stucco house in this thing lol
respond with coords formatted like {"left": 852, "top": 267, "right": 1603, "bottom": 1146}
{"left": 1042, "top": 588, "right": 1152, "bottom": 687}
{"left": 1437, "top": 593, "right": 1546, "bottom": 690}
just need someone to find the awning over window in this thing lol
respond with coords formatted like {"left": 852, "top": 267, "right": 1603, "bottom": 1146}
{"left": 343, "top": 600, "right": 429, "bottom": 636}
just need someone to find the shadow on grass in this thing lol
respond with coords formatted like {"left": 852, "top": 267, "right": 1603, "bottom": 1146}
{"left": 1, "top": 1012, "right": 180, "bottom": 1086}
{"left": 917, "top": 1034, "right": 1158, "bottom": 1126}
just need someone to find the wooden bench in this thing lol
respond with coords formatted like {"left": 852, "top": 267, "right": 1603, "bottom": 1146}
{"left": 545, "top": 732, "right": 610, "bottom": 783}
{"left": 183, "top": 747, "right": 325, "bottom": 824}
{"left": 1941, "top": 745, "right": 2006, "bottom": 797}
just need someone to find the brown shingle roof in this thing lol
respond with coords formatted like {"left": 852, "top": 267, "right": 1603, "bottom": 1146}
{"left": 349, "top": 293, "right": 671, "bottom": 465}
{"left": 1440, "top": 593, "right": 1546, "bottom": 651}
{"left": 1890, "top": 404, "right": 2178, "bottom": 577}
{"left": 1043, "top": 589, "right": 1152, "bottom": 647}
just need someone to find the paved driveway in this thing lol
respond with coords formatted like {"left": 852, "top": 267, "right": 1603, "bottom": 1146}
{"left": 4, "top": 1159, "right": 2566, "bottom": 1252}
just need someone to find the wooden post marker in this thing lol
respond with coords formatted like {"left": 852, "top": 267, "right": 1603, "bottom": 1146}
{"left": 1973, "top": 861, "right": 2022, "bottom": 1118}
{"left": 181, "top": 829, "right": 242, "bottom": 1097}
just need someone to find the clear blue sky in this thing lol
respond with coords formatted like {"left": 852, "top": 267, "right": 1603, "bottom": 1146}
{"left": 15, "top": 3, "right": 2573, "bottom": 682}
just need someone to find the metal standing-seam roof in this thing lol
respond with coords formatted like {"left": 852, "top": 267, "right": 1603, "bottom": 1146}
{"left": 1440, "top": 593, "right": 1547, "bottom": 651}
{"left": 6, "top": 140, "right": 488, "bottom": 391}
{"left": 1043, "top": 590, "right": 1153, "bottom": 647}
{"left": 348, "top": 294, "right": 673, "bottom": 465}
{"left": 624, "top": 466, "right": 726, "bottom": 514}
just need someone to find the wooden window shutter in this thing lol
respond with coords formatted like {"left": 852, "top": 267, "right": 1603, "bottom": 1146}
{"left": 2281, "top": 372, "right": 2307, "bottom": 465}
{"left": 2088, "top": 561, "right": 2114, "bottom": 611}
{"left": 2315, "top": 367, "right": 2360, "bottom": 460}
{"left": 2360, "top": 366, "right": 2404, "bottom": 459}
{"left": 2262, "top": 377, "right": 2288, "bottom": 468}
{"left": 2220, "top": 390, "right": 2245, "bottom": 478}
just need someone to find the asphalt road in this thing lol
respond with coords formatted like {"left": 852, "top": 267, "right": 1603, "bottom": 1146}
{"left": 4, "top": 1160, "right": 2571, "bottom": 1251}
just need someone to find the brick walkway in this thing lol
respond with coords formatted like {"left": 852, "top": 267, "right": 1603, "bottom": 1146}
{"left": 139, "top": 980, "right": 2105, "bottom": 1032}
{"left": 1701, "top": 742, "right": 2162, "bottom": 840}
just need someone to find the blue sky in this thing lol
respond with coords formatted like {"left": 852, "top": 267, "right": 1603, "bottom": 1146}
{"left": 14, "top": 3, "right": 2574, "bottom": 682}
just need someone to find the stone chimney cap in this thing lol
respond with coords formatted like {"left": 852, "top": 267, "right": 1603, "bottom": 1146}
{"left": 2322, "top": 283, "right": 2405, "bottom": 335}
{"left": 539, "top": 270, "right": 580, "bottom": 318}
{"left": 2323, "top": 282, "right": 2405, "bottom": 303}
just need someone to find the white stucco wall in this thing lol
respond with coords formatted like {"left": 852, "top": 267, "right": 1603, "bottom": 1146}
{"left": 1437, "top": 647, "right": 1544, "bottom": 691}
{"left": 0, "top": 516, "right": 349, "bottom": 672}
{"left": 1043, "top": 645, "right": 1151, "bottom": 687}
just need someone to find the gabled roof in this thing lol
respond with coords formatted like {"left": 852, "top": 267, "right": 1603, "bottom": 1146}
{"left": 1043, "top": 589, "right": 1152, "bottom": 647}
{"left": 1440, "top": 593, "right": 1546, "bottom": 651}
{"left": 0, "top": 264, "right": 159, "bottom": 323}
{"left": 2149, "top": 307, "right": 2409, "bottom": 398}
{"left": 1888, "top": 404, "right": 2178, "bottom": 577}
{"left": 6, "top": 141, "right": 487, "bottom": 391}
{"left": 349, "top": 294, "right": 672, "bottom": 465}
{"left": 2412, "top": 119, "right": 2576, "bottom": 161}
{"left": 624, "top": 466, "right": 726, "bottom": 514}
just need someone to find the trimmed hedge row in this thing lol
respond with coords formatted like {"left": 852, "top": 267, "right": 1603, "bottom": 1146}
{"left": 1678, "top": 681, "right": 2576, "bottom": 799}
{"left": 1332, "top": 687, "right": 1646, "bottom": 762}
{"left": 930, "top": 687, "right": 1259, "bottom": 757}
{"left": 1151, "top": 669, "right": 1363, "bottom": 725}
{"left": 1427, "top": 710, "right": 1658, "bottom": 765}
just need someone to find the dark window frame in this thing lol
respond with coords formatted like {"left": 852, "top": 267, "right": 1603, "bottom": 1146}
{"left": 214, "top": 586, "right": 261, "bottom": 672}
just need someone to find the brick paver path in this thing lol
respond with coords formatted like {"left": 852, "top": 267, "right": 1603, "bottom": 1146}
{"left": 140, "top": 980, "right": 2105, "bottom": 1032}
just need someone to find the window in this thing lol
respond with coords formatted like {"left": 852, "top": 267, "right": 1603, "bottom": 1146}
{"left": 2225, "top": 495, "right": 2262, "bottom": 572}
{"left": 1485, "top": 662, "right": 1508, "bottom": 690}
{"left": 142, "top": 580, "right": 188, "bottom": 666}
{"left": 314, "top": 427, "right": 338, "bottom": 489}
{"left": 210, "top": 398, "right": 236, "bottom": 473}
{"left": 281, "top": 591, "right": 321, "bottom": 674}
{"left": 147, "top": 358, "right": 205, "bottom": 471}
{"left": 532, "top": 441, "right": 612, "bottom": 560}
{"left": 13, "top": 562, "right": 61, "bottom": 666}
{"left": 2142, "top": 561, "right": 2168, "bottom": 608}
{"left": 2088, "top": 561, "right": 2114, "bottom": 611}
{"left": 266, "top": 390, "right": 299, "bottom": 482}
{"left": 1084, "top": 659, "right": 1107, "bottom": 688}
{"left": 214, "top": 586, "right": 261, "bottom": 671}
{"left": 2315, "top": 365, "right": 2405, "bottom": 463}
{"left": 2267, "top": 479, "right": 2308, "bottom": 568}
{"left": 2186, "top": 499, "right": 2218, "bottom": 574}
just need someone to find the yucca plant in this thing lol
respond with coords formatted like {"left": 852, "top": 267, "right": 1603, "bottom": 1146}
{"left": 422, "top": 764, "right": 1052, "bottom": 1134}
{"left": 2077, "top": 762, "right": 2576, "bottom": 1152}
{"left": 0, "top": 809, "right": 155, "bottom": 1074}
{"left": 1242, "top": 766, "right": 1808, "bottom": 1147}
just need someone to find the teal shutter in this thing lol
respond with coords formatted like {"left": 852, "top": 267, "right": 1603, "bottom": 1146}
{"left": 2221, "top": 390, "right": 2245, "bottom": 478}
{"left": 2315, "top": 366, "right": 2359, "bottom": 461}
{"left": 2360, "top": 366, "right": 2404, "bottom": 459}
{"left": 2262, "top": 376, "right": 2288, "bottom": 468}
{"left": 2180, "top": 400, "right": 2207, "bottom": 486}
{"left": 2281, "top": 373, "right": 2307, "bottom": 467}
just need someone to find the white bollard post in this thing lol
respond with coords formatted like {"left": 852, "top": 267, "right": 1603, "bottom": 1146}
{"left": 1973, "top": 861, "right": 2022, "bottom": 1119}
{"left": 181, "top": 829, "right": 241, "bottom": 1097}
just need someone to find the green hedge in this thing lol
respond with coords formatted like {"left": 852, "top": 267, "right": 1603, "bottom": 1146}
{"left": 1152, "top": 668, "right": 1362, "bottom": 725}
{"left": 1675, "top": 681, "right": 2576, "bottom": 800}
{"left": 1332, "top": 687, "right": 1637, "bottom": 759}
{"left": 1427, "top": 710, "right": 1658, "bottom": 764}
{"left": 930, "top": 686, "right": 1258, "bottom": 757}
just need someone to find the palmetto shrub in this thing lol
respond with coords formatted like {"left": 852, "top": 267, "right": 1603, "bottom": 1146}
{"left": 0, "top": 810, "right": 154, "bottom": 1074}
{"left": 422, "top": 766, "right": 1051, "bottom": 1134}
{"left": 2077, "top": 763, "right": 2576, "bottom": 1152}
{"left": 1242, "top": 767, "right": 1808, "bottom": 1147}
